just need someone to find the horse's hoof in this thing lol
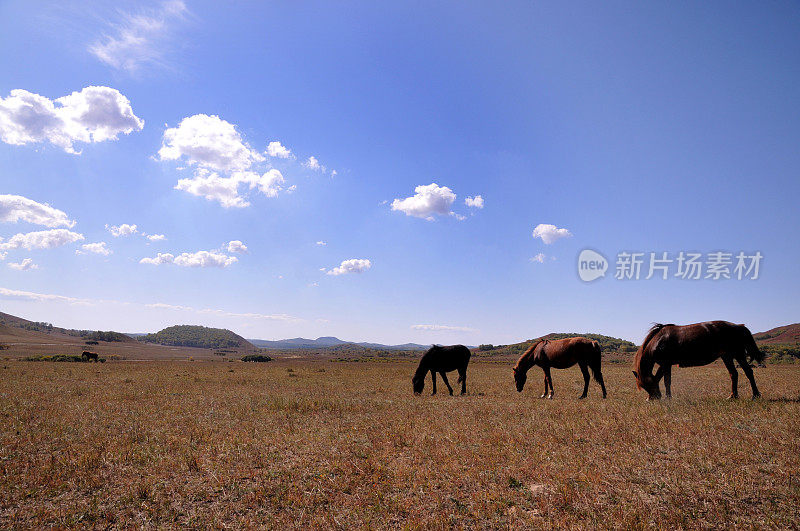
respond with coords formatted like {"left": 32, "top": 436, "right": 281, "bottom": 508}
{"left": 752, "top": 394, "right": 761, "bottom": 400}
{"left": 578, "top": 395, "right": 587, "bottom": 400}
{"left": 547, "top": 395, "right": 553, "bottom": 400}
{"left": 539, "top": 395, "right": 546, "bottom": 399}
{"left": 726, "top": 394, "right": 738, "bottom": 400}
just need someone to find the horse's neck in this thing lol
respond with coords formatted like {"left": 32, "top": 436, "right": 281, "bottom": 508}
{"left": 519, "top": 345, "right": 539, "bottom": 373}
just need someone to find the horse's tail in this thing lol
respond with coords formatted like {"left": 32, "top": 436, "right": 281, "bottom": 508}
{"left": 589, "top": 340, "right": 603, "bottom": 381}
{"left": 742, "top": 326, "right": 765, "bottom": 365}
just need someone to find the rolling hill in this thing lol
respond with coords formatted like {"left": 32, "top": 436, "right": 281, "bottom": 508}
{"left": 141, "top": 325, "right": 256, "bottom": 351}
{"left": 250, "top": 336, "right": 428, "bottom": 350}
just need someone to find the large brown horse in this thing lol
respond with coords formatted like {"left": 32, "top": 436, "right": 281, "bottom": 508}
{"left": 513, "top": 337, "right": 607, "bottom": 399}
{"left": 412, "top": 345, "right": 470, "bottom": 395}
{"left": 632, "top": 321, "right": 764, "bottom": 400}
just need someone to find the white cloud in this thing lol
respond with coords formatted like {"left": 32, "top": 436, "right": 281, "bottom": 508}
{"left": 326, "top": 258, "right": 371, "bottom": 276}
{"left": 316, "top": 241, "right": 327, "bottom": 246}
{"left": 140, "top": 250, "right": 237, "bottom": 268}
{"left": 89, "top": 0, "right": 188, "bottom": 73}
{"left": 530, "top": 253, "right": 546, "bottom": 263}
{"left": 0, "top": 286, "right": 302, "bottom": 321}
{"left": 0, "top": 194, "right": 76, "bottom": 228}
{"left": 8, "top": 258, "right": 38, "bottom": 271}
{"left": 266, "top": 140, "right": 292, "bottom": 159}
{"left": 78, "top": 242, "right": 112, "bottom": 256}
{"left": 226, "top": 240, "right": 248, "bottom": 254}
{"left": 465, "top": 195, "right": 484, "bottom": 209}
{"left": 174, "top": 168, "right": 285, "bottom": 208}
{"left": 330, "top": 169, "right": 337, "bottom": 178}
{"left": 532, "top": 223, "right": 572, "bottom": 245}
{"left": 0, "top": 229, "right": 84, "bottom": 250}
{"left": 174, "top": 169, "right": 249, "bottom": 208}
{"left": 0, "top": 86, "right": 143, "bottom": 153}
{"left": 159, "top": 114, "right": 264, "bottom": 173}
{"left": 139, "top": 252, "right": 174, "bottom": 265}
{"left": 106, "top": 223, "right": 138, "bottom": 237}
{"left": 303, "top": 156, "right": 324, "bottom": 172}
{"left": 411, "top": 324, "right": 478, "bottom": 333}
{"left": 144, "top": 233, "right": 166, "bottom": 241}
{"left": 174, "top": 251, "right": 237, "bottom": 268}
{"left": 391, "top": 183, "right": 456, "bottom": 220}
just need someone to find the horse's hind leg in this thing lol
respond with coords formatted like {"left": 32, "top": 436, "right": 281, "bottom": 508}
{"left": 457, "top": 368, "right": 467, "bottom": 395}
{"left": 663, "top": 365, "right": 672, "bottom": 398}
{"left": 578, "top": 362, "right": 590, "bottom": 399}
{"left": 735, "top": 353, "right": 761, "bottom": 399}
{"left": 440, "top": 372, "right": 454, "bottom": 396}
{"left": 593, "top": 362, "right": 607, "bottom": 398}
{"left": 430, "top": 372, "right": 437, "bottom": 395}
{"left": 540, "top": 373, "right": 548, "bottom": 399}
{"left": 722, "top": 355, "right": 739, "bottom": 399}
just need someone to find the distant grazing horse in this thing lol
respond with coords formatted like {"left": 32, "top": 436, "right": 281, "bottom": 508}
{"left": 81, "top": 351, "right": 99, "bottom": 362}
{"left": 412, "top": 345, "right": 470, "bottom": 395}
{"left": 632, "top": 321, "right": 763, "bottom": 400}
{"left": 513, "top": 337, "right": 606, "bottom": 399}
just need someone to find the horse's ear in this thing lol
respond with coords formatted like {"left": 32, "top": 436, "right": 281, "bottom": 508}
{"left": 632, "top": 371, "right": 638, "bottom": 379}
{"left": 512, "top": 367, "right": 518, "bottom": 373}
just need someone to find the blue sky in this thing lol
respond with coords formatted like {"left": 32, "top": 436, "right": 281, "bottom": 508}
{"left": 1, "top": 1, "right": 798, "bottom": 344}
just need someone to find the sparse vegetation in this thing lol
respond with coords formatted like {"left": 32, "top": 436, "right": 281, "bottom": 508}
{"left": 0, "top": 360, "right": 797, "bottom": 527}
{"left": 241, "top": 354, "right": 273, "bottom": 362}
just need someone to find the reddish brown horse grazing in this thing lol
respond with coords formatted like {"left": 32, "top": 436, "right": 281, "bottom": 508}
{"left": 513, "top": 337, "right": 607, "bottom": 399}
{"left": 412, "top": 345, "right": 471, "bottom": 395}
{"left": 632, "top": 321, "right": 764, "bottom": 400}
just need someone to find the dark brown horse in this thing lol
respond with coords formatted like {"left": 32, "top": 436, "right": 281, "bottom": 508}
{"left": 412, "top": 345, "right": 470, "bottom": 395}
{"left": 513, "top": 337, "right": 606, "bottom": 399}
{"left": 81, "top": 351, "right": 99, "bottom": 362}
{"left": 632, "top": 321, "right": 763, "bottom": 400}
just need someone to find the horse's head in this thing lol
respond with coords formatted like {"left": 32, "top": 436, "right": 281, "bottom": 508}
{"left": 632, "top": 369, "right": 662, "bottom": 400}
{"left": 512, "top": 366, "right": 526, "bottom": 392}
{"left": 412, "top": 373, "right": 425, "bottom": 395}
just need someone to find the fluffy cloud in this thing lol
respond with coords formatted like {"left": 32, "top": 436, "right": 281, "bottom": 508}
{"left": 0, "top": 195, "right": 76, "bottom": 228}
{"left": 78, "top": 242, "right": 112, "bottom": 256}
{"left": 391, "top": 183, "right": 456, "bottom": 220}
{"left": 316, "top": 241, "right": 327, "bottom": 246}
{"left": 0, "top": 229, "right": 84, "bottom": 250}
{"left": 140, "top": 250, "right": 237, "bottom": 268}
{"left": 106, "top": 223, "right": 138, "bottom": 237}
{"left": 175, "top": 169, "right": 285, "bottom": 208}
{"left": 89, "top": 0, "right": 187, "bottom": 73}
{"left": 465, "top": 195, "right": 484, "bottom": 209}
{"left": 159, "top": 114, "right": 264, "bottom": 172}
{"left": 326, "top": 258, "right": 372, "bottom": 276}
{"left": 303, "top": 156, "right": 324, "bottom": 172}
{"left": 226, "top": 240, "right": 248, "bottom": 254}
{"left": 8, "top": 258, "right": 38, "bottom": 271}
{"left": 411, "top": 324, "right": 478, "bottom": 332}
{"left": 266, "top": 141, "right": 292, "bottom": 159}
{"left": 530, "top": 253, "right": 547, "bottom": 263}
{"left": 139, "top": 252, "right": 174, "bottom": 265}
{"left": 144, "top": 233, "right": 166, "bottom": 241}
{"left": 0, "top": 86, "right": 143, "bottom": 153}
{"left": 532, "top": 224, "right": 572, "bottom": 244}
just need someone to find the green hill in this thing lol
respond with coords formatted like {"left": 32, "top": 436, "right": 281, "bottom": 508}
{"left": 140, "top": 325, "right": 255, "bottom": 350}
{"left": 478, "top": 332, "right": 638, "bottom": 363}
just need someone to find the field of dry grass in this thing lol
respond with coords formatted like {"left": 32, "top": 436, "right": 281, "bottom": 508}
{"left": 1, "top": 359, "right": 798, "bottom": 528}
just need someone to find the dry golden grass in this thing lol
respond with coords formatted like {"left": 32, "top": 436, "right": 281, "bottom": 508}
{"left": 1, "top": 359, "right": 798, "bottom": 529}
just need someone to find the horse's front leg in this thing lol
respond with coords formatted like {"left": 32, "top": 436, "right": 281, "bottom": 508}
{"left": 540, "top": 369, "right": 548, "bottom": 398}
{"left": 440, "top": 372, "right": 454, "bottom": 396}
{"left": 543, "top": 366, "right": 554, "bottom": 399}
{"left": 430, "top": 371, "right": 437, "bottom": 395}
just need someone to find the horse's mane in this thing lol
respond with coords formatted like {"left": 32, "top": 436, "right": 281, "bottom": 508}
{"left": 514, "top": 339, "right": 546, "bottom": 370}
{"left": 634, "top": 323, "right": 672, "bottom": 373}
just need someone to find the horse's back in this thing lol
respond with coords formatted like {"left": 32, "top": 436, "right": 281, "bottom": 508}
{"left": 655, "top": 321, "right": 748, "bottom": 366}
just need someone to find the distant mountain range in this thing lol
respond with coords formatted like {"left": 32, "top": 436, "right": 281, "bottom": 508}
{"left": 249, "top": 336, "right": 429, "bottom": 351}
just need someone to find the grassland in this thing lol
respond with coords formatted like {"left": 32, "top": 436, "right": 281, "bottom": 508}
{"left": 1, "top": 359, "right": 798, "bottom": 528}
